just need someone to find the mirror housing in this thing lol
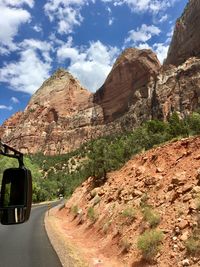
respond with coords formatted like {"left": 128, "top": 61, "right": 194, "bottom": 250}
{"left": 0, "top": 168, "right": 32, "bottom": 225}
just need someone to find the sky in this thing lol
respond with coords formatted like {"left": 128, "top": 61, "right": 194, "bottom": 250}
{"left": 0, "top": 0, "right": 188, "bottom": 125}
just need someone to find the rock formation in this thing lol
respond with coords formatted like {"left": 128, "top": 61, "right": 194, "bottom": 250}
{"left": 165, "top": 0, "right": 200, "bottom": 66}
{"left": 94, "top": 48, "right": 161, "bottom": 123}
{"left": 153, "top": 58, "right": 200, "bottom": 121}
{"left": 1, "top": 0, "right": 200, "bottom": 154}
{"left": 0, "top": 49, "right": 162, "bottom": 154}
{"left": 0, "top": 69, "right": 104, "bottom": 154}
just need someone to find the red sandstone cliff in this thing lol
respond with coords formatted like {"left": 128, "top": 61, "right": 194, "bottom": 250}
{"left": 1, "top": 1, "right": 200, "bottom": 154}
{"left": 0, "top": 69, "right": 103, "bottom": 154}
{"left": 165, "top": 0, "right": 200, "bottom": 66}
{"left": 94, "top": 48, "right": 161, "bottom": 123}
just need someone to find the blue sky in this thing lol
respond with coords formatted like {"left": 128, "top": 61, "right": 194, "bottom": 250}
{"left": 0, "top": 0, "right": 188, "bottom": 125}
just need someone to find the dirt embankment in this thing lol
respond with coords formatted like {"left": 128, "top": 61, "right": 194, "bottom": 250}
{"left": 46, "top": 136, "right": 200, "bottom": 267}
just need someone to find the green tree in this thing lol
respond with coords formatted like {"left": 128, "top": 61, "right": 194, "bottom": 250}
{"left": 168, "top": 112, "right": 189, "bottom": 137}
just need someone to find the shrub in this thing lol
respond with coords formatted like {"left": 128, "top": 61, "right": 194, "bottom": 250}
{"left": 168, "top": 112, "right": 189, "bottom": 137}
{"left": 102, "top": 220, "right": 112, "bottom": 234}
{"left": 93, "top": 195, "right": 101, "bottom": 206}
{"left": 121, "top": 207, "right": 136, "bottom": 221}
{"left": 185, "top": 217, "right": 200, "bottom": 255}
{"left": 120, "top": 238, "right": 132, "bottom": 252}
{"left": 142, "top": 207, "right": 161, "bottom": 228}
{"left": 137, "top": 230, "right": 164, "bottom": 260}
{"left": 87, "top": 207, "right": 98, "bottom": 223}
{"left": 185, "top": 236, "right": 200, "bottom": 255}
{"left": 187, "top": 112, "right": 200, "bottom": 135}
{"left": 71, "top": 205, "right": 79, "bottom": 217}
{"left": 140, "top": 193, "right": 149, "bottom": 208}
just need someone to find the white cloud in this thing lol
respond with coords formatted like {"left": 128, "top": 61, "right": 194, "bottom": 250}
{"left": 153, "top": 43, "right": 169, "bottom": 63}
{"left": 0, "top": 40, "right": 52, "bottom": 94}
{"left": 101, "top": 0, "right": 179, "bottom": 14}
{"left": 106, "top": 6, "right": 114, "bottom": 26}
{"left": 159, "top": 14, "right": 168, "bottom": 23}
{"left": 1, "top": 0, "right": 34, "bottom": 8}
{"left": 20, "top": 39, "right": 52, "bottom": 62}
{"left": 11, "top": 97, "right": 20, "bottom": 104}
{"left": 33, "top": 24, "right": 42, "bottom": 32}
{"left": 57, "top": 40, "right": 119, "bottom": 91}
{"left": 108, "top": 18, "right": 114, "bottom": 26}
{"left": 0, "top": 3, "right": 31, "bottom": 54}
{"left": 135, "top": 42, "right": 168, "bottom": 63}
{"left": 0, "top": 105, "right": 13, "bottom": 111}
{"left": 44, "top": 0, "right": 92, "bottom": 34}
{"left": 137, "top": 43, "right": 151, "bottom": 50}
{"left": 125, "top": 24, "right": 161, "bottom": 45}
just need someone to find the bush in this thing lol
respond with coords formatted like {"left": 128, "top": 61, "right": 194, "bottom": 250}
{"left": 187, "top": 112, "right": 200, "bottom": 135}
{"left": 142, "top": 207, "right": 161, "bottom": 228}
{"left": 102, "top": 220, "right": 112, "bottom": 234}
{"left": 121, "top": 207, "right": 136, "bottom": 221}
{"left": 185, "top": 236, "right": 200, "bottom": 255}
{"left": 168, "top": 112, "right": 189, "bottom": 137}
{"left": 185, "top": 217, "right": 200, "bottom": 255}
{"left": 71, "top": 205, "right": 79, "bottom": 217}
{"left": 137, "top": 230, "right": 164, "bottom": 260}
{"left": 120, "top": 238, "right": 132, "bottom": 252}
{"left": 87, "top": 207, "right": 98, "bottom": 223}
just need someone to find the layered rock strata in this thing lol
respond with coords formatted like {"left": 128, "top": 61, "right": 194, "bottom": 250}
{"left": 0, "top": 69, "right": 104, "bottom": 154}
{"left": 1, "top": 50, "right": 200, "bottom": 154}
{"left": 165, "top": 0, "right": 200, "bottom": 66}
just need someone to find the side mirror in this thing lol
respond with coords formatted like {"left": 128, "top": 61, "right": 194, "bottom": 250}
{"left": 0, "top": 168, "right": 32, "bottom": 225}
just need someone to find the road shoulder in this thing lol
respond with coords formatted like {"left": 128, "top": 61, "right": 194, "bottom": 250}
{"left": 45, "top": 205, "right": 88, "bottom": 267}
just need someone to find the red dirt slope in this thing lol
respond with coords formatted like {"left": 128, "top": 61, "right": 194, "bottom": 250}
{"left": 54, "top": 136, "right": 200, "bottom": 267}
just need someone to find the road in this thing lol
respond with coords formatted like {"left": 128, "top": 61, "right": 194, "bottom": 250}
{"left": 0, "top": 203, "right": 62, "bottom": 267}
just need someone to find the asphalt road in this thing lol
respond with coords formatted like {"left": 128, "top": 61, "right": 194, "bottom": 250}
{"left": 0, "top": 203, "right": 62, "bottom": 267}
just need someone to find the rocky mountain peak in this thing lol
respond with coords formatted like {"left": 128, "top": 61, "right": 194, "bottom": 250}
{"left": 113, "top": 48, "right": 160, "bottom": 70}
{"left": 27, "top": 68, "right": 91, "bottom": 118}
{"left": 94, "top": 48, "right": 161, "bottom": 123}
{"left": 165, "top": 0, "right": 200, "bottom": 66}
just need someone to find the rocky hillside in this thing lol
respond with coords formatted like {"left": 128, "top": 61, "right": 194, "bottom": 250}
{"left": 1, "top": 1, "right": 200, "bottom": 154}
{"left": 55, "top": 136, "right": 200, "bottom": 266}
{"left": 0, "top": 69, "right": 103, "bottom": 154}
{"left": 165, "top": 0, "right": 200, "bottom": 66}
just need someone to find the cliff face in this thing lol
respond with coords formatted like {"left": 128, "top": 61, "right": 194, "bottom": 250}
{"left": 1, "top": 0, "right": 200, "bottom": 155}
{"left": 0, "top": 69, "right": 104, "bottom": 154}
{"left": 153, "top": 58, "right": 200, "bottom": 121}
{"left": 0, "top": 49, "right": 162, "bottom": 154}
{"left": 165, "top": 0, "right": 200, "bottom": 66}
{"left": 1, "top": 50, "right": 200, "bottom": 155}
{"left": 94, "top": 49, "right": 161, "bottom": 123}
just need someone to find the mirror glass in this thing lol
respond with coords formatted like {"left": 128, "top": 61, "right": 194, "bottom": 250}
{"left": 0, "top": 208, "right": 26, "bottom": 225}
{"left": 0, "top": 168, "right": 32, "bottom": 225}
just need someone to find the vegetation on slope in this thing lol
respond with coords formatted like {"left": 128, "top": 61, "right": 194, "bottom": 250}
{"left": 1, "top": 111, "right": 200, "bottom": 203}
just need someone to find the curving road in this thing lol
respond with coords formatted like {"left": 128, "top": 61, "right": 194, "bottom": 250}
{"left": 0, "top": 203, "right": 62, "bottom": 267}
